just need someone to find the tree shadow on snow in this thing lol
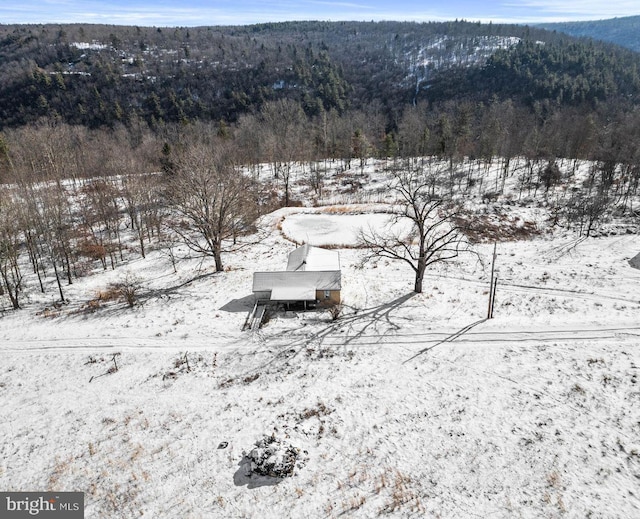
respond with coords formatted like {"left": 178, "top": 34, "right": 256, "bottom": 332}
{"left": 403, "top": 318, "right": 487, "bottom": 364}
{"left": 138, "top": 271, "right": 219, "bottom": 303}
{"left": 340, "top": 291, "right": 418, "bottom": 345}
{"left": 233, "top": 457, "right": 283, "bottom": 489}
{"left": 252, "top": 292, "right": 418, "bottom": 373}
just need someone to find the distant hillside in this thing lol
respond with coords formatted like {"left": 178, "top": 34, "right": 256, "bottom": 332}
{"left": 536, "top": 15, "right": 640, "bottom": 52}
{"left": 1, "top": 21, "right": 640, "bottom": 130}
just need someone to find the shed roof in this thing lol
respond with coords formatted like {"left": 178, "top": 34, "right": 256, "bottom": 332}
{"left": 630, "top": 252, "right": 640, "bottom": 270}
{"left": 270, "top": 286, "right": 316, "bottom": 301}
{"left": 286, "top": 244, "right": 340, "bottom": 272}
{"left": 253, "top": 270, "right": 342, "bottom": 293}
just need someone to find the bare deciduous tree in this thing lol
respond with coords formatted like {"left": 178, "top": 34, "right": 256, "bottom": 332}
{"left": 0, "top": 193, "right": 23, "bottom": 309}
{"left": 165, "top": 142, "right": 256, "bottom": 272}
{"left": 80, "top": 179, "right": 122, "bottom": 270}
{"left": 560, "top": 190, "right": 610, "bottom": 237}
{"left": 108, "top": 272, "right": 142, "bottom": 308}
{"left": 360, "top": 162, "right": 467, "bottom": 293}
{"left": 259, "top": 99, "right": 308, "bottom": 206}
{"left": 396, "top": 102, "right": 430, "bottom": 161}
{"left": 122, "top": 173, "right": 164, "bottom": 259}
{"left": 46, "top": 190, "right": 74, "bottom": 298}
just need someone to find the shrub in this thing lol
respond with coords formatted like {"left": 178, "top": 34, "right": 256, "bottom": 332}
{"left": 327, "top": 303, "right": 343, "bottom": 321}
{"left": 245, "top": 435, "right": 299, "bottom": 478}
{"left": 106, "top": 272, "right": 143, "bottom": 308}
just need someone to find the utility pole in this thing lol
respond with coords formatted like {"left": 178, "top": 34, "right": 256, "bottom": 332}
{"left": 487, "top": 242, "right": 497, "bottom": 319}
{"left": 490, "top": 276, "right": 498, "bottom": 319}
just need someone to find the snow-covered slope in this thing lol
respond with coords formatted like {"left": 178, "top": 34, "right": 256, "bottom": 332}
{"left": 1, "top": 159, "right": 639, "bottom": 518}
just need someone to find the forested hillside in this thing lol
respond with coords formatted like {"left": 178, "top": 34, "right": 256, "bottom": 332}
{"left": 1, "top": 20, "right": 640, "bottom": 130}
{"left": 0, "top": 20, "right": 640, "bottom": 192}
{"left": 536, "top": 15, "right": 640, "bottom": 53}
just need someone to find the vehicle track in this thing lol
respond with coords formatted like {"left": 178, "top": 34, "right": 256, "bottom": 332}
{"left": 3, "top": 323, "right": 638, "bottom": 353}
{"left": 423, "top": 271, "right": 640, "bottom": 305}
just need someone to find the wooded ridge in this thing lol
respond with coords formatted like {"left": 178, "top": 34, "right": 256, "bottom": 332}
{"left": 536, "top": 15, "right": 640, "bottom": 53}
{"left": 1, "top": 20, "right": 640, "bottom": 130}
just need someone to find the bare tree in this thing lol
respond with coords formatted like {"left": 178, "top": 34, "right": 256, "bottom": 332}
{"left": 165, "top": 142, "right": 256, "bottom": 272}
{"left": 108, "top": 272, "right": 143, "bottom": 308}
{"left": 359, "top": 162, "right": 467, "bottom": 293}
{"left": 259, "top": 99, "right": 308, "bottom": 206}
{"left": 559, "top": 190, "right": 610, "bottom": 237}
{"left": 80, "top": 179, "right": 122, "bottom": 270}
{"left": 396, "top": 102, "right": 430, "bottom": 161}
{"left": 0, "top": 193, "right": 23, "bottom": 309}
{"left": 122, "top": 173, "right": 164, "bottom": 259}
{"left": 40, "top": 184, "right": 76, "bottom": 300}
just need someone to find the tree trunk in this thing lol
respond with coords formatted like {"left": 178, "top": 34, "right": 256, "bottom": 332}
{"left": 51, "top": 260, "right": 65, "bottom": 302}
{"left": 63, "top": 247, "right": 73, "bottom": 285}
{"left": 0, "top": 270, "right": 20, "bottom": 309}
{"left": 414, "top": 259, "right": 426, "bottom": 293}
{"left": 139, "top": 232, "right": 146, "bottom": 259}
{"left": 214, "top": 247, "right": 224, "bottom": 272}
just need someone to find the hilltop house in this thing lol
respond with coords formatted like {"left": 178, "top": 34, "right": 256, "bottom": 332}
{"left": 252, "top": 244, "right": 341, "bottom": 307}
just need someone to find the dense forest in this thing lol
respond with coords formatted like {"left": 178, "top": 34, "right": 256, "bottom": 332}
{"left": 536, "top": 15, "right": 640, "bottom": 53}
{"left": 1, "top": 21, "right": 640, "bottom": 178}
{"left": 0, "top": 21, "right": 639, "bottom": 167}
{"left": 1, "top": 20, "right": 640, "bottom": 128}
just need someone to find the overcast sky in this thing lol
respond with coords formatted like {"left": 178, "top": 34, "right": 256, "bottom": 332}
{"left": 1, "top": 0, "right": 639, "bottom": 27}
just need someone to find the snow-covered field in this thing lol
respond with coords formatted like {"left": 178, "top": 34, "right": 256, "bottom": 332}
{"left": 1, "top": 160, "right": 640, "bottom": 518}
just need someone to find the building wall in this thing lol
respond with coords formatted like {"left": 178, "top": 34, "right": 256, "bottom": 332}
{"left": 253, "top": 291, "right": 271, "bottom": 301}
{"left": 254, "top": 289, "right": 341, "bottom": 305}
{"left": 253, "top": 270, "right": 341, "bottom": 292}
{"left": 316, "top": 289, "right": 341, "bottom": 306}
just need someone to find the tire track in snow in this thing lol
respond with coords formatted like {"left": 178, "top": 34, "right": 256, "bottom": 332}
{"left": 496, "top": 281, "right": 640, "bottom": 305}
{"left": 425, "top": 272, "right": 640, "bottom": 305}
{"left": 0, "top": 336, "right": 246, "bottom": 353}
{"left": 3, "top": 322, "right": 639, "bottom": 353}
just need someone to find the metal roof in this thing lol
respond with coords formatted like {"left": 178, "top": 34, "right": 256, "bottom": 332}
{"left": 270, "top": 286, "right": 316, "bottom": 301}
{"left": 286, "top": 244, "right": 340, "bottom": 272}
{"left": 253, "top": 270, "right": 342, "bottom": 292}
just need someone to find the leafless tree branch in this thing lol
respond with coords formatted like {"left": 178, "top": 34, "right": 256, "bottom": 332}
{"left": 358, "top": 161, "right": 470, "bottom": 293}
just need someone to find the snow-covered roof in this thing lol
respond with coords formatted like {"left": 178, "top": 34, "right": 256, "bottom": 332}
{"left": 286, "top": 244, "right": 340, "bottom": 272}
{"left": 253, "top": 271, "right": 341, "bottom": 293}
{"left": 270, "top": 286, "right": 316, "bottom": 301}
{"left": 252, "top": 245, "right": 341, "bottom": 300}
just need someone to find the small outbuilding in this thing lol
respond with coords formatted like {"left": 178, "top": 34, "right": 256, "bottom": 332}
{"left": 253, "top": 244, "right": 341, "bottom": 306}
{"left": 630, "top": 252, "right": 640, "bottom": 270}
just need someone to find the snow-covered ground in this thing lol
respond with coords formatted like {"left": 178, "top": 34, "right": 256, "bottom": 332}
{"left": 1, "top": 159, "right": 639, "bottom": 518}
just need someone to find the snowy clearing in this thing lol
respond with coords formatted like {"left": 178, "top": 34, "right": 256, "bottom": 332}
{"left": 1, "top": 158, "right": 639, "bottom": 518}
